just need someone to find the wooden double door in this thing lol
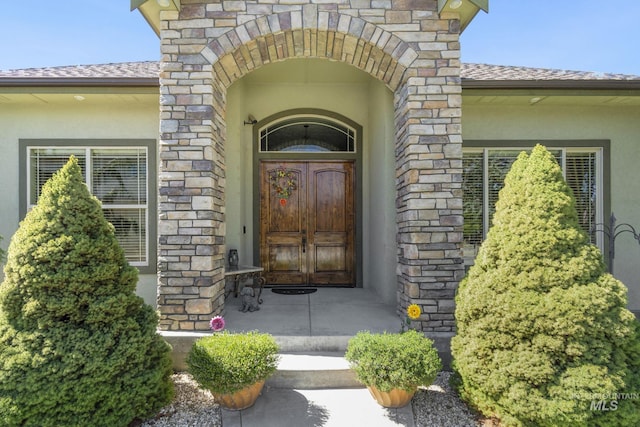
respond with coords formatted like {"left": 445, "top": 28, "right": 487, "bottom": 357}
{"left": 259, "top": 161, "right": 355, "bottom": 286}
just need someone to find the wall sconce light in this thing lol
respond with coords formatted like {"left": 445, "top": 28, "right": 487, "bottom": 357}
{"left": 244, "top": 114, "right": 257, "bottom": 125}
{"left": 449, "top": 0, "right": 463, "bottom": 9}
{"left": 157, "top": 0, "right": 171, "bottom": 7}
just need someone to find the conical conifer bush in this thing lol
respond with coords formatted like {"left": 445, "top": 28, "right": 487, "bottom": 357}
{"left": 452, "top": 145, "right": 640, "bottom": 426}
{"left": 0, "top": 157, "right": 173, "bottom": 426}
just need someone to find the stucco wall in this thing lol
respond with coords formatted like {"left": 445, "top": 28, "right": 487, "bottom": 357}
{"left": 462, "top": 101, "right": 640, "bottom": 312}
{"left": 0, "top": 93, "right": 160, "bottom": 307}
{"left": 366, "top": 78, "right": 397, "bottom": 304}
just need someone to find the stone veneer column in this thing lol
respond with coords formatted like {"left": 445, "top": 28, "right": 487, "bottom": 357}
{"left": 394, "top": 12, "right": 464, "bottom": 344}
{"left": 156, "top": 10, "right": 227, "bottom": 329}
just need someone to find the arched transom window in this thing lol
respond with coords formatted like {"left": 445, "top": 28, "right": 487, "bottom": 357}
{"left": 259, "top": 116, "right": 356, "bottom": 153}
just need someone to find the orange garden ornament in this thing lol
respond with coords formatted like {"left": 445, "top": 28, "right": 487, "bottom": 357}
{"left": 269, "top": 167, "right": 297, "bottom": 207}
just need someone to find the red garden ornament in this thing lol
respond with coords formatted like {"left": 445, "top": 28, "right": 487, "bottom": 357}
{"left": 269, "top": 167, "right": 297, "bottom": 207}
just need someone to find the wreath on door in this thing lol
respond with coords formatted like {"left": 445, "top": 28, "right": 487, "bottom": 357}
{"left": 269, "top": 167, "right": 298, "bottom": 206}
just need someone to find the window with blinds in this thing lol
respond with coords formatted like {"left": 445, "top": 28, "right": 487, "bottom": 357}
{"left": 566, "top": 152, "right": 598, "bottom": 242}
{"left": 462, "top": 147, "right": 602, "bottom": 261}
{"left": 28, "top": 147, "right": 149, "bottom": 266}
{"left": 462, "top": 152, "right": 483, "bottom": 248}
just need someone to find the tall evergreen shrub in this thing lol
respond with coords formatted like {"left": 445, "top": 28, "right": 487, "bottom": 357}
{"left": 452, "top": 145, "right": 640, "bottom": 426}
{"left": 0, "top": 157, "right": 173, "bottom": 426}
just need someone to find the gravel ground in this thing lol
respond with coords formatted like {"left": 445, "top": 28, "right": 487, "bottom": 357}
{"left": 136, "top": 373, "right": 221, "bottom": 427}
{"left": 136, "top": 372, "right": 489, "bottom": 426}
{"left": 412, "top": 371, "right": 483, "bottom": 427}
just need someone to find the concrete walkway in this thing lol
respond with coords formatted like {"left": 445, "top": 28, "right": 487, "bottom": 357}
{"left": 221, "top": 386, "right": 415, "bottom": 427}
{"left": 222, "top": 288, "right": 415, "bottom": 427}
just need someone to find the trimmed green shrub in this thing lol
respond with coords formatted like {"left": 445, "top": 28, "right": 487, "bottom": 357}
{"left": 187, "top": 331, "right": 280, "bottom": 394}
{"left": 345, "top": 330, "right": 442, "bottom": 392}
{"left": 0, "top": 236, "right": 5, "bottom": 263}
{"left": 0, "top": 157, "right": 173, "bottom": 427}
{"left": 452, "top": 145, "right": 640, "bottom": 427}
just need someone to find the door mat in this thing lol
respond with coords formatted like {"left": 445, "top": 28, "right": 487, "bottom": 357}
{"left": 271, "top": 288, "right": 318, "bottom": 295}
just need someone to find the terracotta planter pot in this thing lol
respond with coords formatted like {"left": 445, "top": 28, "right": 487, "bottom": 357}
{"left": 212, "top": 380, "right": 265, "bottom": 410}
{"left": 367, "top": 385, "right": 416, "bottom": 408}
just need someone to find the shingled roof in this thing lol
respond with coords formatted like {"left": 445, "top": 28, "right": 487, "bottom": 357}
{"left": 461, "top": 63, "right": 640, "bottom": 81}
{"left": 0, "top": 61, "right": 639, "bottom": 88}
{"left": 461, "top": 63, "right": 640, "bottom": 90}
{"left": 0, "top": 61, "right": 159, "bottom": 86}
{"left": 0, "top": 61, "right": 159, "bottom": 79}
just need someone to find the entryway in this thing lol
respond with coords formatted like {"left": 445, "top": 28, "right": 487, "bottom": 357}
{"left": 220, "top": 288, "right": 412, "bottom": 426}
{"left": 259, "top": 160, "right": 355, "bottom": 286}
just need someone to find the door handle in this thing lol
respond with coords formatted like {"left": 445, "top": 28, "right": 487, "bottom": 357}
{"left": 302, "top": 230, "right": 306, "bottom": 253}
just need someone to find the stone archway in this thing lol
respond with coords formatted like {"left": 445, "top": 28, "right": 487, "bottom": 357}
{"left": 204, "top": 14, "right": 411, "bottom": 92}
{"left": 156, "top": 1, "right": 463, "bottom": 349}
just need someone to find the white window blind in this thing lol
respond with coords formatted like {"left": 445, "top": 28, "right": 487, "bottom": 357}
{"left": 486, "top": 150, "right": 520, "bottom": 229}
{"left": 29, "top": 148, "right": 86, "bottom": 204}
{"left": 462, "top": 151, "right": 483, "bottom": 247}
{"left": 28, "top": 147, "right": 149, "bottom": 266}
{"left": 565, "top": 151, "right": 598, "bottom": 242}
{"left": 463, "top": 147, "right": 602, "bottom": 260}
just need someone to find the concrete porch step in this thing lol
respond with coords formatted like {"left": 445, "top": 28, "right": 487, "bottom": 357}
{"left": 273, "top": 334, "right": 350, "bottom": 352}
{"left": 270, "top": 336, "right": 363, "bottom": 388}
{"left": 268, "top": 352, "right": 360, "bottom": 389}
{"left": 162, "top": 332, "right": 361, "bottom": 388}
{"left": 161, "top": 331, "right": 355, "bottom": 372}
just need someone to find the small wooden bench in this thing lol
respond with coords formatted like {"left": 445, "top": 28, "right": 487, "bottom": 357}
{"left": 224, "top": 265, "right": 266, "bottom": 304}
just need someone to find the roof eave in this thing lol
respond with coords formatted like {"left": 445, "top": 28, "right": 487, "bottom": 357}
{"left": 135, "top": 0, "right": 486, "bottom": 35}
{"left": 4, "top": 77, "right": 638, "bottom": 91}
{"left": 462, "top": 79, "right": 640, "bottom": 91}
{"left": 438, "top": 0, "right": 489, "bottom": 32}
{"left": 0, "top": 77, "right": 160, "bottom": 88}
{"left": 131, "top": 0, "right": 180, "bottom": 37}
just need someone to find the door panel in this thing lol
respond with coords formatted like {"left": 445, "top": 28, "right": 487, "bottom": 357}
{"left": 315, "top": 245, "right": 346, "bottom": 271}
{"left": 313, "top": 169, "right": 346, "bottom": 232}
{"left": 260, "top": 162, "right": 306, "bottom": 285}
{"left": 307, "top": 162, "right": 354, "bottom": 285}
{"left": 260, "top": 161, "right": 354, "bottom": 286}
{"left": 265, "top": 166, "right": 304, "bottom": 232}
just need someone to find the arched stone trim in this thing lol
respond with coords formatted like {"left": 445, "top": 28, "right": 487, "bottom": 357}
{"left": 196, "top": 12, "right": 415, "bottom": 91}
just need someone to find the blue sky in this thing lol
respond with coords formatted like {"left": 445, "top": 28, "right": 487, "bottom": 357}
{"left": 461, "top": 0, "right": 640, "bottom": 75}
{"left": 1, "top": 0, "right": 639, "bottom": 75}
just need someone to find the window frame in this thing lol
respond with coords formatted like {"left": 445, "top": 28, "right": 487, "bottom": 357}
{"left": 462, "top": 140, "right": 610, "bottom": 263}
{"left": 258, "top": 114, "right": 357, "bottom": 154}
{"left": 19, "top": 139, "right": 157, "bottom": 274}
